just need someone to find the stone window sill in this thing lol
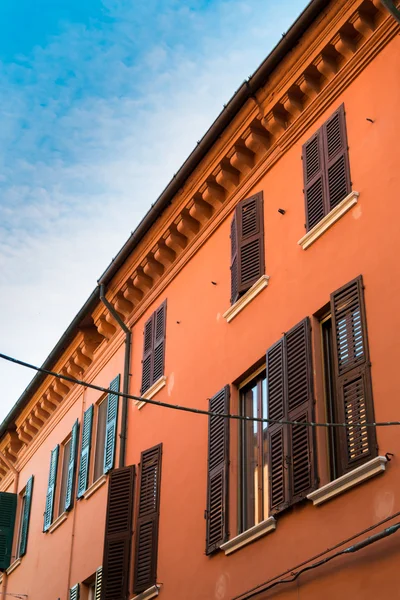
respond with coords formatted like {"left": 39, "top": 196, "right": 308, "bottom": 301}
{"left": 220, "top": 516, "right": 276, "bottom": 555}
{"left": 6, "top": 558, "right": 22, "bottom": 575}
{"left": 307, "top": 455, "right": 387, "bottom": 506}
{"left": 83, "top": 473, "right": 108, "bottom": 499}
{"left": 48, "top": 511, "right": 69, "bottom": 533}
{"left": 223, "top": 275, "right": 270, "bottom": 323}
{"left": 137, "top": 376, "right": 167, "bottom": 410}
{"left": 132, "top": 585, "right": 160, "bottom": 600}
{"left": 298, "top": 191, "right": 359, "bottom": 250}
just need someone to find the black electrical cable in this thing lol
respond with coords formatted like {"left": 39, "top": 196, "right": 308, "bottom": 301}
{"left": 1, "top": 351, "right": 400, "bottom": 429}
{"left": 233, "top": 513, "right": 400, "bottom": 600}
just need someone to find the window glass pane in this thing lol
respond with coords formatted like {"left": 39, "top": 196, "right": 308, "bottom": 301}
{"left": 58, "top": 439, "right": 71, "bottom": 515}
{"left": 94, "top": 398, "right": 108, "bottom": 482}
{"left": 241, "top": 382, "right": 259, "bottom": 531}
{"left": 17, "top": 493, "right": 26, "bottom": 558}
{"left": 262, "top": 377, "right": 269, "bottom": 519}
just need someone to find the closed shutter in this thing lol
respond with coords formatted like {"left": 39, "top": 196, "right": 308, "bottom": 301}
{"left": 43, "top": 445, "right": 59, "bottom": 531}
{"left": 237, "top": 193, "right": 264, "bottom": 296}
{"left": 133, "top": 444, "right": 162, "bottom": 594}
{"left": 18, "top": 476, "right": 34, "bottom": 557}
{"left": 323, "top": 104, "right": 350, "bottom": 212}
{"left": 102, "top": 466, "right": 135, "bottom": 600}
{"left": 65, "top": 420, "right": 79, "bottom": 511}
{"left": 77, "top": 404, "right": 94, "bottom": 498}
{"left": 230, "top": 212, "right": 239, "bottom": 304}
{"left": 205, "top": 386, "right": 229, "bottom": 555}
{"left": 267, "top": 318, "right": 316, "bottom": 514}
{"left": 141, "top": 316, "right": 153, "bottom": 394}
{"left": 104, "top": 375, "right": 120, "bottom": 474}
{"left": 152, "top": 303, "right": 166, "bottom": 384}
{"left": 330, "top": 276, "right": 376, "bottom": 475}
{"left": 0, "top": 491, "right": 17, "bottom": 570}
{"left": 302, "top": 129, "right": 326, "bottom": 231}
{"left": 95, "top": 567, "right": 103, "bottom": 600}
{"left": 69, "top": 584, "right": 80, "bottom": 600}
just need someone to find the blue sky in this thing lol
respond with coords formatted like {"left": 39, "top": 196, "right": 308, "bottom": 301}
{"left": 0, "top": 0, "right": 309, "bottom": 422}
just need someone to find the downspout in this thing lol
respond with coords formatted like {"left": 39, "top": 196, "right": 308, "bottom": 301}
{"left": 0, "top": 451, "right": 19, "bottom": 600}
{"left": 99, "top": 284, "right": 131, "bottom": 468}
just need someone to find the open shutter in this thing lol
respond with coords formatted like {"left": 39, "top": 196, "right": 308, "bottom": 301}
{"left": 230, "top": 212, "right": 239, "bottom": 304}
{"left": 141, "top": 316, "right": 154, "bottom": 394}
{"left": 302, "top": 129, "right": 326, "bottom": 231}
{"left": 69, "top": 584, "right": 80, "bottom": 600}
{"left": 43, "top": 445, "right": 59, "bottom": 531}
{"left": 152, "top": 303, "right": 166, "bottom": 385}
{"left": 102, "top": 466, "right": 135, "bottom": 600}
{"left": 65, "top": 420, "right": 79, "bottom": 511}
{"left": 331, "top": 276, "right": 376, "bottom": 475}
{"left": 0, "top": 492, "right": 17, "bottom": 569}
{"left": 18, "top": 476, "right": 34, "bottom": 557}
{"left": 104, "top": 375, "right": 120, "bottom": 474}
{"left": 205, "top": 386, "right": 229, "bottom": 555}
{"left": 266, "top": 339, "right": 288, "bottom": 514}
{"left": 237, "top": 192, "right": 264, "bottom": 295}
{"left": 285, "top": 318, "right": 316, "bottom": 503}
{"left": 95, "top": 567, "right": 103, "bottom": 600}
{"left": 77, "top": 405, "right": 93, "bottom": 498}
{"left": 323, "top": 104, "right": 351, "bottom": 212}
{"left": 134, "top": 444, "right": 162, "bottom": 594}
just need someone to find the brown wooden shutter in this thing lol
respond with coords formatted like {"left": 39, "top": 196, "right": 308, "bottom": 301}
{"left": 230, "top": 212, "right": 239, "bottom": 304}
{"left": 152, "top": 302, "right": 166, "bottom": 384}
{"left": 330, "top": 276, "right": 376, "bottom": 475}
{"left": 322, "top": 104, "right": 351, "bottom": 212}
{"left": 302, "top": 129, "right": 326, "bottom": 231}
{"left": 101, "top": 466, "right": 135, "bottom": 600}
{"left": 133, "top": 444, "right": 162, "bottom": 594}
{"left": 205, "top": 386, "right": 229, "bottom": 555}
{"left": 141, "top": 316, "right": 154, "bottom": 394}
{"left": 237, "top": 192, "right": 264, "bottom": 296}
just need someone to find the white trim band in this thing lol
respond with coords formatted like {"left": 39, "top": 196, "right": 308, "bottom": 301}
{"left": 83, "top": 473, "right": 108, "bottom": 499}
{"left": 223, "top": 275, "right": 270, "bottom": 323}
{"left": 137, "top": 376, "right": 167, "bottom": 409}
{"left": 48, "top": 511, "right": 69, "bottom": 533}
{"left": 133, "top": 585, "right": 160, "bottom": 600}
{"left": 307, "top": 455, "right": 387, "bottom": 506}
{"left": 298, "top": 191, "right": 359, "bottom": 250}
{"left": 220, "top": 517, "right": 277, "bottom": 555}
{"left": 6, "top": 558, "right": 21, "bottom": 575}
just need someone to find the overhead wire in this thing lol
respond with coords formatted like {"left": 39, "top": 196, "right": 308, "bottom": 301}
{"left": 1, "top": 351, "right": 400, "bottom": 429}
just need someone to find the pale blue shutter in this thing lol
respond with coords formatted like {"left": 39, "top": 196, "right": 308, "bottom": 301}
{"left": 103, "top": 375, "right": 120, "bottom": 474}
{"left": 77, "top": 405, "right": 93, "bottom": 498}
{"left": 18, "top": 476, "right": 34, "bottom": 557}
{"left": 94, "top": 566, "right": 102, "bottom": 600}
{"left": 43, "top": 445, "right": 59, "bottom": 531}
{"left": 69, "top": 583, "right": 80, "bottom": 600}
{"left": 65, "top": 420, "right": 79, "bottom": 511}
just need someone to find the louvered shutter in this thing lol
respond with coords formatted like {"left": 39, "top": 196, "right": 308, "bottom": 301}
{"left": 95, "top": 567, "right": 103, "bottom": 600}
{"left": 205, "top": 386, "right": 229, "bottom": 555}
{"left": 322, "top": 104, "right": 350, "bottom": 212}
{"left": 134, "top": 444, "right": 162, "bottom": 594}
{"left": 237, "top": 193, "right": 264, "bottom": 296}
{"left": 65, "top": 420, "right": 79, "bottom": 511}
{"left": 285, "top": 318, "right": 316, "bottom": 503}
{"left": 266, "top": 339, "right": 288, "bottom": 514}
{"left": 104, "top": 375, "right": 120, "bottom": 474}
{"left": 102, "top": 466, "right": 135, "bottom": 600}
{"left": 141, "top": 316, "right": 154, "bottom": 394}
{"left": 69, "top": 584, "right": 80, "bottom": 600}
{"left": 43, "top": 445, "right": 59, "bottom": 531}
{"left": 302, "top": 129, "right": 326, "bottom": 231}
{"left": 152, "top": 302, "right": 166, "bottom": 385}
{"left": 77, "top": 404, "right": 94, "bottom": 498}
{"left": 0, "top": 492, "right": 17, "bottom": 569}
{"left": 18, "top": 476, "right": 34, "bottom": 557}
{"left": 230, "top": 212, "right": 239, "bottom": 304}
{"left": 331, "top": 276, "right": 376, "bottom": 475}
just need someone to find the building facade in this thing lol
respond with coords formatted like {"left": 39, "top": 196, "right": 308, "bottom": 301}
{"left": 1, "top": 1, "right": 400, "bottom": 599}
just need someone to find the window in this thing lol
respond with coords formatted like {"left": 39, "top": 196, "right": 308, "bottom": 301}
{"left": 58, "top": 437, "right": 72, "bottom": 516}
{"left": 93, "top": 398, "right": 108, "bottom": 482}
{"left": 320, "top": 275, "right": 376, "bottom": 479}
{"left": 302, "top": 104, "right": 351, "bottom": 231}
{"left": 230, "top": 192, "right": 264, "bottom": 304}
{"left": 141, "top": 301, "right": 167, "bottom": 394}
{"left": 240, "top": 371, "right": 267, "bottom": 532}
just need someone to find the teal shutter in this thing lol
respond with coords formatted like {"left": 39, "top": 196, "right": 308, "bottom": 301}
{"left": 69, "top": 583, "right": 80, "bottom": 600}
{"left": 0, "top": 492, "right": 17, "bottom": 569}
{"left": 77, "top": 404, "right": 94, "bottom": 498}
{"left": 18, "top": 476, "right": 34, "bottom": 557}
{"left": 94, "top": 566, "right": 102, "bottom": 600}
{"left": 103, "top": 375, "right": 120, "bottom": 474}
{"left": 43, "top": 445, "right": 59, "bottom": 532}
{"left": 65, "top": 420, "right": 79, "bottom": 511}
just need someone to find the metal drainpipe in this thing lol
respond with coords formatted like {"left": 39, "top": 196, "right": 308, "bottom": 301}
{"left": 380, "top": 0, "right": 400, "bottom": 24}
{"left": 99, "top": 284, "right": 131, "bottom": 468}
{"left": 0, "top": 451, "right": 20, "bottom": 600}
